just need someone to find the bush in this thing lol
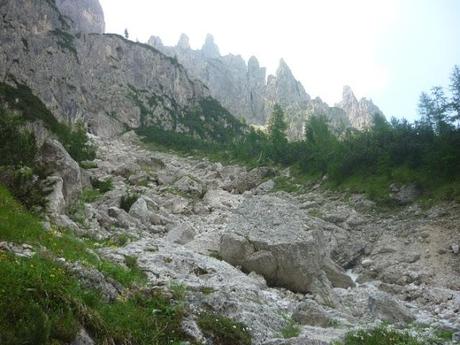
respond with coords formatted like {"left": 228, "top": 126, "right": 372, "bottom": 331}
{"left": 120, "top": 192, "right": 139, "bottom": 212}
{"left": 334, "top": 325, "right": 441, "bottom": 345}
{"left": 197, "top": 312, "right": 251, "bottom": 345}
{"left": 90, "top": 177, "right": 113, "bottom": 193}
{"left": 0, "top": 82, "right": 96, "bottom": 163}
{"left": 0, "top": 108, "right": 37, "bottom": 167}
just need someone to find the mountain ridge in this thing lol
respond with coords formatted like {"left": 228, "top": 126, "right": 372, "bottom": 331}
{"left": 149, "top": 33, "right": 385, "bottom": 138}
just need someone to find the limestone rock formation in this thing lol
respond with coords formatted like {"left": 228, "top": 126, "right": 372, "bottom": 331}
{"left": 337, "top": 86, "right": 384, "bottom": 130}
{"left": 220, "top": 194, "right": 354, "bottom": 304}
{"left": 0, "top": 0, "right": 241, "bottom": 138}
{"left": 149, "top": 34, "right": 385, "bottom": 138}
{"left": 55, "top": 0, "right": 105, "bottom": 34}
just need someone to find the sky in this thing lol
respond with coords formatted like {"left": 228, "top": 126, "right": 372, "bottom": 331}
{"left": 99, "top": 0, "right": 460, "bottom": 121}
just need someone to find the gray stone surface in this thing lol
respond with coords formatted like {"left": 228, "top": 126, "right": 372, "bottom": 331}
{"left": 0, "top": 0, "right": 238, "bottom": 138}
{"left": 220, "top": 194, "right": 354, "bottom": 303}
{"left": 149, "top": 34, "right": 384, "bottom": 138}
{"left": 56, "top": 0, "right": 105, "bottom": 34}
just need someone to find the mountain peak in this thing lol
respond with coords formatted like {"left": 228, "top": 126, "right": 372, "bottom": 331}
{"left": 342, "top": 85, "right": 358, "bottom": 105}
{"left": 148, "top": 35, "right": 163, "bottom": 49}
{"left": 55, "top": 0, "right": 105, "bottom": 34}
{"left": 202, "top": 34, "right": 220, "bottom": 58}
{"left": 276, "top": 58, "right": 294, "bottom": 78}
{"left": 177, "top": 33, "right": 190, "bottom": 50}
{"left": 248, "top": 56, "right": 260, "bottom": 69}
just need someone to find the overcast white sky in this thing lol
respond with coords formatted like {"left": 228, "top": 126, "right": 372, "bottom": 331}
{"left": 99, "top": 0, "right": 460, "bottom": 120}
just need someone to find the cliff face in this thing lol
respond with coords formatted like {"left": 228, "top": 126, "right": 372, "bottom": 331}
{"left": 149, "top": 34, "right": 384, "bottom": 138}
{"left": 55, "top": 0, "right": 105, "bottom": 34}
{"left": 337, "top": 86, "right": 385, "bottom": 130}
{"left": 0, "top": 0, "right": 240, "bottom": 138}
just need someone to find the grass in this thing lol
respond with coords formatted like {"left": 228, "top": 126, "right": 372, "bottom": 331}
{"left": 0, "top": 184, "right": 189, "bottom": 344}
{"left": 90, "top": 177, "right": 113, "bottom": 194}
{"left": 334, "top": 325, "right": 452, "bottom": 345}
{"left": 120, "top": 192, "right": 139, "bottom": 212}
{"left": 0, "top": 185, "right": 145, "bottom": 287}
{"left": 197, "top": 312, "right": 252, "bottom": 345}
{"left": 68, "top": 187, "right": 102, "bottom": 225}
{"left": 1, "top": 183, "right": 252, "bottom": 344}
{"left": 280, "top": 316, "right": 301, "bottom": 339}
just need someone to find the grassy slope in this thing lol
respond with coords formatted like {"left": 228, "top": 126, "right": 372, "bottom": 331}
{"left": 0, "top": 185, "right": 252, "bottom": 345}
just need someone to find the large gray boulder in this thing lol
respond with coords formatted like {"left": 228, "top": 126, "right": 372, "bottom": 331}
{"left": 220, "top": 195, "right": 354, "bottom": 304}
{"left": 223, "top": 167, "right": 275, "bottom": 194}
{"left": 368, "top": 290, "right": 415, "bottom": 324}
{"left": 39, "top": 139, "right": 83, "bottom": 213}
{"left": 55, "top": 0, "right": 105, "bottom": 34}
{"left": 292, "top": 299, "right": 334, "bottom": 327}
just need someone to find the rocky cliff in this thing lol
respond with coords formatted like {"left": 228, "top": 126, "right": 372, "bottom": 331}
{"left": 337, "top": 86, "right": 385, "bottom": 130}
{"left": 0, "top": 0, "right": 241, "bottom": 138}
{"left": 55, "top": 0, "right": 105, "bottom": 34}
{"left": 149, "top": 34, "right": 384, "bottom": 139}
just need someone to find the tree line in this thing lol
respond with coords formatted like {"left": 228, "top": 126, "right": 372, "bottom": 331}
{"left": 140, "top": 66, "right": 460, "bottom": 202}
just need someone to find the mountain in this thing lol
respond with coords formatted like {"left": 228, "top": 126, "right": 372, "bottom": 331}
{"left": 0, "top": 0, "right": 241, "bottom": 139}
{"left": 149, "top": 34, "right": 384, "bottom": 138}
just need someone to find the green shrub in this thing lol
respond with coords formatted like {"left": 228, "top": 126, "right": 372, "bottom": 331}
{"left": 90, "top": 177, "right": 113, "bottom": 193}
{"left": 0, "top": 108, "right": 37, "bottom": 167}
{"left": 120, "top": 192, "right": 139, "bottom": 212}
{"left": 280, "top": 317, "right": 301, "bottom": 339}
{"left": 197, "top": 312, "right": 251, "bottom": 345}
{"left": 334, "top": 325, "right": 429, "bottom": 345}
{"left": 0, "top": 82, "right": 96, "bottom": 163}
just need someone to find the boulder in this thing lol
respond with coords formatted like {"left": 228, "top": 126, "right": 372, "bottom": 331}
{"left": 389, "top": 183, "right": 422, "bottom": 205}
{"left": 70, "top": 329, "right": 95, "bottom": 345}
{"left": 174, "top": 175, "right": 205, "bottom": 197}
{"left": 224, "top": 167, "right": 275, "bottom": 194}
{"left": 166, "top": 224, "right": 196, "bottom": 245}
{"left": 220, "top": 195, "right": 353, "bottom": 303}
{"left": 128, "top": 198, "right": 154, "bottom": 224}
{"left": 368, "top": 290, "right": 415, "bottom": 324}
{"left": 39, "top": 139, "right": 83, "bottom": 212}
{"left": 292, "top": 299, "right": 334, "bottom": 327}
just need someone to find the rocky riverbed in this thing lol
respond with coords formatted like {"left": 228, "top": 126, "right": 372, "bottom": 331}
{"left": 47, "top": 132, "right": 460, "bottom": 344}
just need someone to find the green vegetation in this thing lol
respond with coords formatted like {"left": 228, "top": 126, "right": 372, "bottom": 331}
{"left": 51, "top": 29, "right": 78, "bottom": 60}
{"left": 0, "top": 106, "right": 46, "bottom": 210}
{"left": 0, "top": 184, "right": 253, "bottom": 344}
{"left": 280, "top": 317, "right": 301, "bottom": 338}
{"left": 90, "top": 177, "right": 113, "bottom": 194}
{"left": 0, "top": 82, "right": 96, "bottom": 164}
{"left": 120, "top": 192, "right": 139, "bottom": 212}
{"left": 0, "top": 184, "right": 194, "bottom": 345}
{"left": 139, "top": 66, "right": 460, "bottom": 205}
{"left": 334, "top": 325, "right": 450, "bottom": 345}
{"left": 197, "top": 312, "right": 252, "bottom": 345}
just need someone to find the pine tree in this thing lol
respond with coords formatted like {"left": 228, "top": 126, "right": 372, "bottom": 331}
{"left": 267, "top": 104, "right": 287, "bottom": 143}
{"left": 124, "top": 29, "right": 129, "bottom": 39}
{"left": 450, "top": 65, "right": 460, "bottom": 124}
{"left": 266, "top": 104, "right": 288, "bottom": 163}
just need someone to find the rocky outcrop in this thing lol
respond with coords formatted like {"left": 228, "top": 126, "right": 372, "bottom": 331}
{"left": 55, "top": 0, "right": 105, "bottom": 34}
{"left": 39, "top": 139, "right": 84, "bottom": 214}
{"left": 220, "top": 194, "right": 354, "bottom": 304}
{"left": 0, "top": 0, "right": 241, "bottom": 138}
{"left": 149, "top": 34, "right": 384, "bottom": 138}
{"left": 337, "top": 86, "right": 384, "bottom": 130}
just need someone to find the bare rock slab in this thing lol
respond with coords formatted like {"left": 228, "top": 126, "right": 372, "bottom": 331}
{"left": 220, "top": 195, "right": 354, "bottom": 304}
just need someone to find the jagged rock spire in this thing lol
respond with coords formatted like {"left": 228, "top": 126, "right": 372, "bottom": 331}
{"left": 201, "top": 34, "right": 220, "bottom": 58}
{"left": 148, "top": 35, "right": 163, "bottom": 49}
{"left": 177, "top": 33, "right": 190, "bottom": 50}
